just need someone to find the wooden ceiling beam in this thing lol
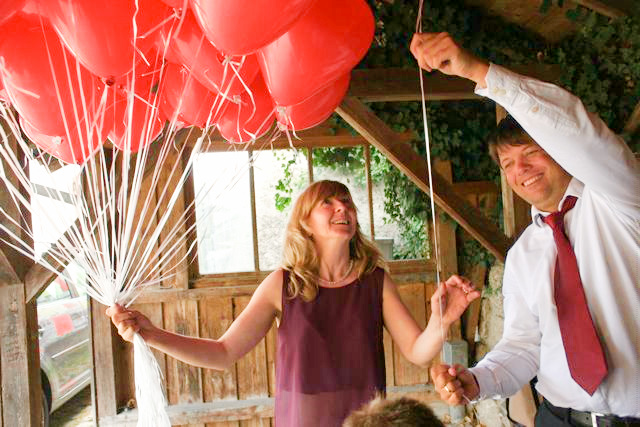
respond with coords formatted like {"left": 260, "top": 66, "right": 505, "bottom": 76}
{"left": 336, "top": 96, "right": 510, "bottom": 261}
{"left": 574, "top": 0, "right": 630, "bottom": 18}
{"left": 349, "top": 64, "right": 562, "bottom": 102}
{"left": 623, "top": 101, "right": 640, "bottom": 134}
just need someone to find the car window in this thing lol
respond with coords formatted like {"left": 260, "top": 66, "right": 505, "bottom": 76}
{"left": 37, "top": 277, "right": 72, "bottom": 305}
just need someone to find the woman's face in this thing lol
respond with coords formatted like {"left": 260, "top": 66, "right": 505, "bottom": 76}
{"left": 306, "top": 194, "right": 357, "bottom": 243}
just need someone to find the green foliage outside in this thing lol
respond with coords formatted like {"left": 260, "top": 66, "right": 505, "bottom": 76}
{"left": 275, "top": 0, "right": 640, "bottom": 270}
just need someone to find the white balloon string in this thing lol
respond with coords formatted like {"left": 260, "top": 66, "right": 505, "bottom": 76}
{"left": 415, "top": 1, "right": 446, "bottom": 344}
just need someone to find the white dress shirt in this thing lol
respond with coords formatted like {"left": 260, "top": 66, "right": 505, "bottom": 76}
{"left": 469, "top": 64, "right": 640, "bottom": 417}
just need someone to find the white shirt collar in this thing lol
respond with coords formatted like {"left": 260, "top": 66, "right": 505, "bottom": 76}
{"left": 531, "top": 178, "right": 584, "bottom": 227}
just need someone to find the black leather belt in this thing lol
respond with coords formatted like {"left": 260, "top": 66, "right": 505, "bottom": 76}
{"left": 543, "top": 399, "right": 640, "bottom": 427}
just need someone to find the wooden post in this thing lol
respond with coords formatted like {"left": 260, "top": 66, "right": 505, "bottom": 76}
{"left": 307, "top": 147, "right": 314, "bottom": 183}
{"left": 91, "top": 300, "right": 119, "bottom": 421}
{"left": 248, "top": 150, "right": 260, "bottom": 272}
{"left": 364, "top": 144, "right": 375, "bottom": 239}
{"left": 433, "top": 160, "right": 461, "bottom": 340}
{"left": 0, "top": 120, "right": 41, "bottom": 426}
{"left": 496, "top": 106, "right": 530, "bottom": 238}
{"left": 0, "top": 249, "right": 42, "bottom": 427}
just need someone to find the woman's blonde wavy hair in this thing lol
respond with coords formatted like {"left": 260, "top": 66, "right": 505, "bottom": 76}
{"left": 282, "top": 180, "right": 387, "bottom": 301}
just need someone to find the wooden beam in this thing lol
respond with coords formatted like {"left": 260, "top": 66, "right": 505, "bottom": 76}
{"left": 190, "top": 126, "right": 413, "bottom": 152}
{"left": 132, "top": 259, "right": 437, "bottom": 304}
{"left": 336, "top": 97, "right": 510, "bottom": 261}
{"left": 496, "top": 106, "right": 531, "bottom": 238}
{"left": 350, "top": 68, "right": 481, "bottom": 102}
{"left": 98, "top": 384, "right": 438, "bottom": 426}
{"left": 0, "top": 120, "right": 34, "bottom": 282}
{"left": 91, "top": 300, "right": 119, "bottom": 419}
{"left": 0, "top": 249, "right": 42, "bottom": 427}
{"left": 574, "top": 0, "right": 629, "bottom": 18}
{"left": 624, "top": 101, "right": 640, "bottom": 134}
{"left": 348, "top": 65, "right": 562, "bottom": 103}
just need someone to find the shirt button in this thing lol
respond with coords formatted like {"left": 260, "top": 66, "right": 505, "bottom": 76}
{"left": 532, "top": 106, "right": 540, "bottom": 113}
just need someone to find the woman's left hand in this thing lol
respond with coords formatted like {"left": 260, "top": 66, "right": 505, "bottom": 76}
{"left": 430, "top": 275, "right": 481, "bottom": 325}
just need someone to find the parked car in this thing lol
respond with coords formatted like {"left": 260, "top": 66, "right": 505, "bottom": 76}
{"left": 36, "top": 262, "right": 91, "bottom": 426}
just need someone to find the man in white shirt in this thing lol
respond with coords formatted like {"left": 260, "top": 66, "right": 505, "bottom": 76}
{"left": 410, "top": 32, "right": 640, "bottom": 426}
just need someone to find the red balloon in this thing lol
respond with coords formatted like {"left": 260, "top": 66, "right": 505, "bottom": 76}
{"left": 258, "top": 0, "right": 373, "bottom": 106}
{"left": 158, "top": 62, "right": 227, "bottom": 128}
{"left": 39, "top": 0, "right": 172, "bottom": 80}
{"left": 20, "top": 114, "right": 105, "bottom": 164}
{"left": 217, "top": 73, "right": 275, "bottom": 143}
{"left": 0, "top": 14, "right": 105, "bottom": 136}
{"left": 0, "top": 0, "right": 25, "bottom": 26}
{"left": 276, "top": 73, "right": 349, "bottom": 131}
{"left": 189, "top": 0, "right": 316, "bottom": 55}
{"left": 159, "top": 0, "right": 185, "bottom": 7}
{"left": 0, "top": 75, "right": 8, "bottom": 103}
{"left": 106, "top": 88, "right": 164, "bottom": 153}
{"left": 158, "top": 9, "right": 259, "bottom": 96}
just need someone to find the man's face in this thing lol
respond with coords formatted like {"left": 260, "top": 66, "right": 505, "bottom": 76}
{"left": 497, "top": 139, "right": 572, "bottom": 212}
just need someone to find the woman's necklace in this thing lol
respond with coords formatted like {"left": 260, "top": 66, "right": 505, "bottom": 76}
{"left": 316, "top": 260, "right": 354, "bottom": 286}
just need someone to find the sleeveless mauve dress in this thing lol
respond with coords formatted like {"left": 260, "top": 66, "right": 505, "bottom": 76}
{"left": 275, "top": 268, "right": 386, "bottom": 427}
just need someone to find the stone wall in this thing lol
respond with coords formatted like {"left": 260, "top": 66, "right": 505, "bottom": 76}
{"left": 468, "top": 262, "right": 513, "bottom": 427}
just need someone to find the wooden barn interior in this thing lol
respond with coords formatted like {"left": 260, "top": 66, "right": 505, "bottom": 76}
{"left": 0, "top": 0, "right": 637, "bottom": 426}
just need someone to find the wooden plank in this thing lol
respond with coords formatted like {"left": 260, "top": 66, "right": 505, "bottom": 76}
{"left": 452, "top": 181, "right": 498, "bottom": 196}
{"left": 100, "top": 383, "right": 439, "bottom": 426}
{"left": 393, "top": 283, "right": 429, "bottom": 386}
{"left": 163, "top": 300, "right": 204, "bottom": 413}
{"left": 383, "top": 327, "right": 395, "bottom": 387}
{"left": 307, "top": 147, "right": 314, "bottom": 183}
{"left": 199, "top": 297, "right": 237, "bottom": 401}
{"left": 433, "top": 161, "right": 461, "bottom": 341}
{"left": 348, "top": 65, "right": 562, "bottom": 102}
{"left": 624, "top": 101, "right": 640, "bottom": 134}
{"left": 141, "top": 303, "right": 167, "bottom": 382}
{"left": 100, "top": 398, "right": 274, "bottom": 426}
{"left": 575, "top": 0, "right": 629, "bottom": 18}
{"left": 91, "top": 300, "right": 119, "bottom": 419}
{"left": 496, "top": 106, "right": 531, "bottom": 239}
{"left": 462, "top": 264, "right": 487, "bottom": 358}
{"left": 248, "top": 151, "right": 260, "bottom": 272}
{"left": 133, "top": 259, "right": 437, "bottom": 304}
{"left": 264, "top": 323, "right": 277, "bottom": 398}
{"left": 364, "top": 145, "right": 375, "bottom": 239}
{"left": 127, "top": 170, "right": 162, "bottom": 291}
{"left": 424, "top": 282, "right": 441, "bottom": 374}
{"left": 119, "top": 303, "right": 167, "bottom": 406}
{"left": 200, "top": 296, "right": 239, "bottom": 427}
{"left": 233, "top": 299, "right": 269, "bottom": 397}
{"left": 155, "top": 148, "right": 190, "bottom": 290}
{"left": 350, "top": 68, "right": 480, "bottom": 102}
{"left": 0, "top": 250, "right": 41, "bottom": 427}
{"left": 180, "top": 151, "right": 200, "bottom": 283}
{"left": 233, "top": 296, "right": 270, "bottom": 426}
{"left": 0, "top": 122, "right": 33, "bottom": 282}
{"left": 336, "top": 97, "right": 510, "bottom": 261}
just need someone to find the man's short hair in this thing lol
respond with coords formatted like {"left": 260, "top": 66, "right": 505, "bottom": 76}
{"left": 488, "top": 115, "right": 530, "bottom": 165}
{"left": 343, "top": 395, "right": 445, "bottom": 427}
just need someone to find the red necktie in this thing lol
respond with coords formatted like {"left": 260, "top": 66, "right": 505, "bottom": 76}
{"left": 543, "top": 196, "right": 608, "bottom": 395}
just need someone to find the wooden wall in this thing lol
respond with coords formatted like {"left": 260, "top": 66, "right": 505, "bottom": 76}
{"left": 97, "top": 271, "right": 442, "bottom": 427}
{"left": 93, "top": 158, "right": 500, "bottom": 426}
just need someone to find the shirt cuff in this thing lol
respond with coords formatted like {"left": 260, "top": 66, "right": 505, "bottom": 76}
{"left": 474, "top": 63, "right": 522, "bottom": 107}
{"left": 469, "top": 365, "right": 502, "bottom": 401}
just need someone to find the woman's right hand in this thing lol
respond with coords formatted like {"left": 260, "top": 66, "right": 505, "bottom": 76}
{"left": 105, "top": 304, "right": 154, "bottom": 343}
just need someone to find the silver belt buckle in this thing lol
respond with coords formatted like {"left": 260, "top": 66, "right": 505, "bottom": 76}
{"left": 591, "top": 412, "right": 604, "bottom": 427}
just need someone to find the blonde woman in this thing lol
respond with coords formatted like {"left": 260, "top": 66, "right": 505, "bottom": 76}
{"left": 107, "top": 180, "right": 479, "bottom": 427}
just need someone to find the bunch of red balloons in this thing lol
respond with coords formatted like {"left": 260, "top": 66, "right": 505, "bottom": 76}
{"left": 0, "top": 0, "right": 373, "bottom": 164}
